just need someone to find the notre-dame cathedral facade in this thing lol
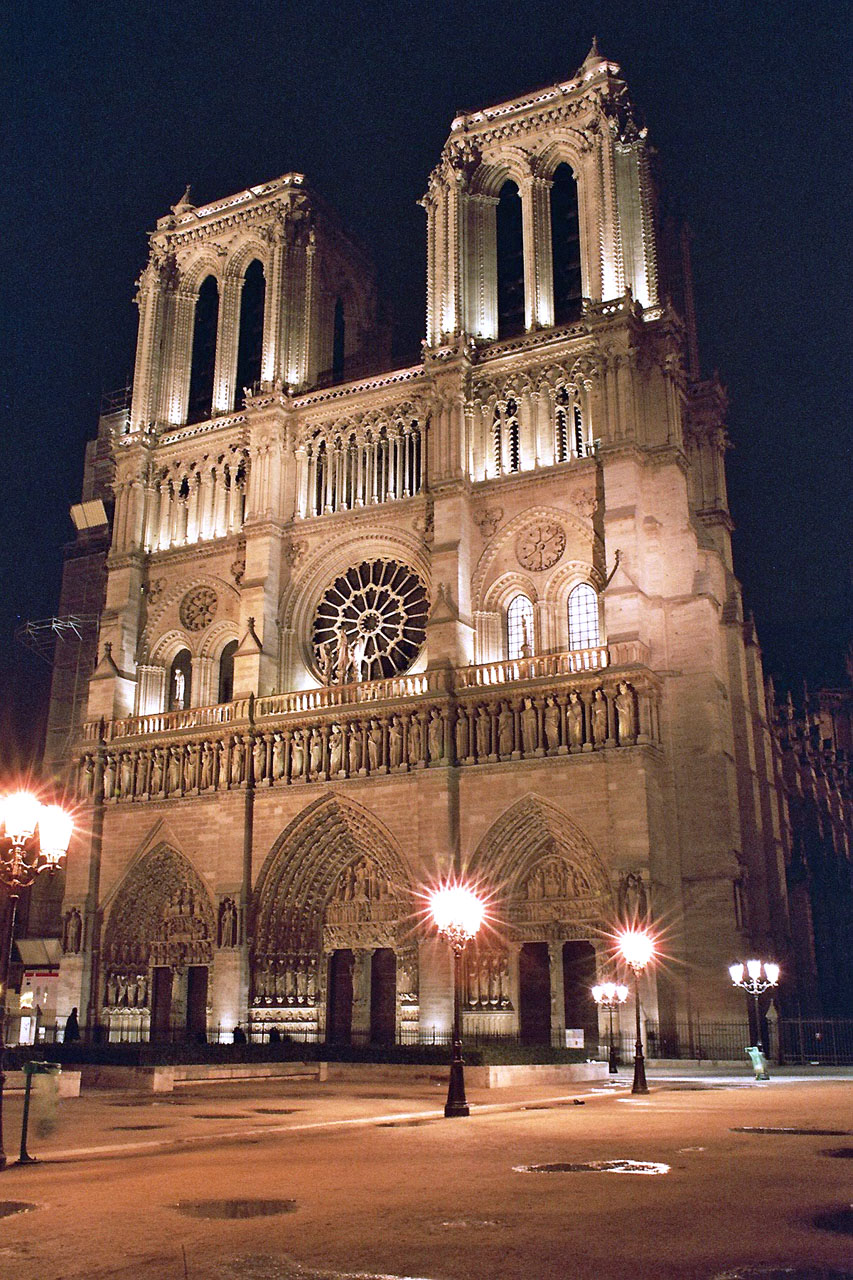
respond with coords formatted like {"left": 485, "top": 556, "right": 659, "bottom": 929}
{"left": 49, "top": 44, "right": 794, "bottom": 1047}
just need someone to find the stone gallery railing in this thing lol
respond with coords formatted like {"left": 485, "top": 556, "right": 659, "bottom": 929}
{"left": 76, "top": 647, "right": 661, "bottom": 804}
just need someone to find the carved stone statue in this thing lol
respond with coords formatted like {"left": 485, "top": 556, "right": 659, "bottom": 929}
{"left": 521, "top": 697, "right": 538, "bottom": 754}
{"left": 309, "top": 727, "right": 323, "bottom": 777}
{"left": 219, "top": 897, "right": 238, "bottom": 948}
{"left": 173, "top": 667, "right": 186, "bottom": 708}
{"left": 253, "top": 736, "right": 266, "bottom": 782}
{"left": 200, "top": 741, "right": 214, "bottom": 790}
{"left": 544, "top": 696, "right": 560, "bottom": 750}
{"left": 455, "top": 710, "right": 469, "bottom": 760}
{"left": 291, "top": 729, "right": 305, "bottom": 779}
{"left": 591, "top": 690, "right": 607, "bottom": 746}
{"left": 388, "top": 716, "right": 403, "bottom": 767}
{"left": 217, "top": 739, "right": 229, "bottom": 785}
{"left": 103, "top": 754, "right": 116, "bottom": 800}
{"left": 168, "top": 746, "right": 183, "bottom": 794}
{"left": 62, "top": 908, "right": 82, "bottom": 954}
{"left": 150, "top": 748, "right": 164, "bottom": 795}
{"left": 368, "top": 719, "right": 383, "bottom": 770}
{"left": 520, "top": 614, "right": 532, "bottom": 659}
{"left": 568, "top": 691, "right": 584, "bottom": 748}
{"left": 329, "top": 724, "right": 344, "bottom": 774}
{"left": 319, "top": 641, "right": 335, "bottom": 685}
{"left": 407, "top": 715, "right": 422, "bottom": 764}
{"left": 428, "top": 710, "right": 443, "bottom": 762}
{"left": 272, "top": 733, "right": 285, "bottom": 780}
{"left": 335, "top": 625, "right": 351, "bottom": 683}
{"left": 351, "top": 632, "right": 368, "bottom": 682}
{"left": 618, "top": 871, "right": 649, "bottom": 923}
{"left": 80, "top": 755, "right": 95, "bottom": 798}
{"left": 120, "top": 753, "right": 133, "bottom": 798}
{"left": 348, "top": 725, "right": 362, "bottom": 772}
{"left": 230, "top": 736, "right": 244, "bottom": 784}
{"left": 476, "top": 706, "right": 491, "bottom": 757}
{"left": 498, "top": 702, "right": 514, "bottom": 756}
{"left": 615, "top": 682, "right": 636, "bottom": 743}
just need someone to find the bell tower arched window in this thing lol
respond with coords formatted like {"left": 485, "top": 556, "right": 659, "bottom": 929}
{"left": 496, "top": 180, "right": 524, "bottom": 339}
{"left": 234, "top": 259, "right": 265, "bottom": 408}
{"left": 568, "top": 584, "right": 600, "bottom": 651}
{"left": 550, "top": 164, "right": 582, "bottom": 326}
{"left": 187, "top": 275, "right": 219, "bottom": 424}
{"left": 217, "top": 639, "right": 238, "bottom": 704}
{"left": 555, "top": 387, "right": 570, "bottom": 463}
{"left": 168, "top": 648, "right": 192, "bottom": 711}
{"left": 506, "top": 594, "right": 535, "bottom": 660}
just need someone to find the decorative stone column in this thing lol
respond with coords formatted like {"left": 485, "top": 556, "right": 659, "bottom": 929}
{"left": 548, "top": 941, "right": 565, "bottom": 1043}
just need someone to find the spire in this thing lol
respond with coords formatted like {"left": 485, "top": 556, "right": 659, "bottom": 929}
{"left": 171, "top": 184, "right": 195, "bottom": 215}
{"left": 578, "top": 36, "right": 609, "bottom": 78}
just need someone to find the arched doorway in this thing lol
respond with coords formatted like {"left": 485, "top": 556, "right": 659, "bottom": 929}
{"left": 101, "top": 843, "right": 215, "bottom": 1042}
{"left": 519, "top": 943, "right": 551, "bottom": 1044}
{"left": 252, "top": 795, "right": 416, "bottom": 1044}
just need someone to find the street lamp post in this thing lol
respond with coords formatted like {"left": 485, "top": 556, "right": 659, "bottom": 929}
{"left": 429, "top": 882, "right": 485, "bottom": 1118}
{"left": 0, "top": 792, "right": 73, "bottom": 1170}
{"left": 617, "top": 927, "right": 656, "bottom": 1095}
{"left": 591, "top": 981, "right": 629, "bottom": 1073}
{"left": 729, "top": 959, "right": 780, "bottom": 1054}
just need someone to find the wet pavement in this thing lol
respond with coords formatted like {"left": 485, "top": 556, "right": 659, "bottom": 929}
{"left": 0, "top": 1068, "right": 850, "bottom": 1279}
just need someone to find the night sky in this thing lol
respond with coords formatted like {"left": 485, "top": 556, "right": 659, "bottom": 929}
{"left": 2, "top": 0, "right": 850, "bottom": 772}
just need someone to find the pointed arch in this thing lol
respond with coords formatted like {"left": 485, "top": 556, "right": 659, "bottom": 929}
{"left": 102, "top": 841, "right": 216, "bottom": 971}
{"left": 469, "top": 794, "right": 614, "bottom": 910}
{"left": 253, "top": 794, "right": 414, "bottom": 955}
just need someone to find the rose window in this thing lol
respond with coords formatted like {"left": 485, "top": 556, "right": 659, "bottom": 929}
{"left": 179, "top": 587, "right": 218, "bottom": 631}
{"left": 312, "top": 560, "right": 428, "bottom": 681}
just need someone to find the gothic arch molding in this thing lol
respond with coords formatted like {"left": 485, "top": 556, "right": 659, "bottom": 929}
{"left": 471, "top": 503, "right": 595, "bottom": 608}
{"left": 102, "top": 841, "right": 216, "bottom": 973}
{"left": 469, "top": 794, "right": 615, "bottom": 929}
{"left": 253, "top": 793, "right": 414, "bottom": 956}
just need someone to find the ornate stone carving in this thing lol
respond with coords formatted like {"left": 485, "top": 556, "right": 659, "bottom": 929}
{"left": 180, "top": 586, "right": 218, "bottom": 631}
{"left": 475, "top": 506, "right": 503, "bottom": 540}
{"left": 515, "top": 521, "right": 566, "bottom": 572}
{"left": 62, "top": 907, "right": 83, "bottom": 954}
{"left": 312, "top": 559, "right": 428, "bottom": 681}
{"left": 525, "top": 855, "right": 591, "bottom": 901}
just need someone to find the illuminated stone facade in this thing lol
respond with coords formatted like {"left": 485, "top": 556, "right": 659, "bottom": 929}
{"left": 53, "top": 45, "right": 794, "bottom": 1046}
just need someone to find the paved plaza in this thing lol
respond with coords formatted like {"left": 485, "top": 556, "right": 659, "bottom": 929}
{"left": 0, "top": 1069, "right": 851, "bottom": 1279}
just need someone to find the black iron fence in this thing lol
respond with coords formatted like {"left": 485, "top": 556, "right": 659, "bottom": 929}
{"left": 16, "top": 1017, "right": 853, "bottom": 1064}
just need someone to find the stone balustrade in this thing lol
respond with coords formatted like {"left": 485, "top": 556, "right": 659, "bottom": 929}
{"left": 75, "top": 664, "right": 661, "bottom": 804}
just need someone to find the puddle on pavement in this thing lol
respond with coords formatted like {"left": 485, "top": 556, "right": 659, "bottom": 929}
{"left": 812, "top": 1207, "right": 853, "bottom": 1236}
{"left": 111, "top": 1123, "right": 168, "bottom": 1131}
{"left": 254, "top": 1107, "right": 300, "bottom": 1115}
{"left": 713, "top": 1267, "right": 853, "bottom": 1279}
{"left": 192, "top": 1112, "right": 253, "bottom": 1120}
{"left": 732, "top": 1127, "right": 852, "bottom": 1137}
{"left": 175, "top": 1198, "right": 297, "bottom": 1220}
{"left": 514, "top": 1159, "right": 669, "bottom": 1175}
{"left": 0, "top": 1202, "right": 37, "bottom": 1219}
{"left": 822, "top": 1148, "right": 853, "bottom": 1159}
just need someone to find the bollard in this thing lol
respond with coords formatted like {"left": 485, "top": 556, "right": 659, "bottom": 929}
{"left": 19, "top": 1061, "right": 61, "bottom": 1164}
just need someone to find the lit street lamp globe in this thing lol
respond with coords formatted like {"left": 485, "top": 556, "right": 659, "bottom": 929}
{"left": 429, "top": 883, "right": 486, "bottom": 951}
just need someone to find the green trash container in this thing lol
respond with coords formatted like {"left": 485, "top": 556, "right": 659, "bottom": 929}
{"left": 19, "top": 1061, "right": 61, "bottom": 1164}
{"left": 745, "top": 1045, "right": 770, "bottom": 1081}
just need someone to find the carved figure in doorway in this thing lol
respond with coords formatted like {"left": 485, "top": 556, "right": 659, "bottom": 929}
{"left": 173, "top": 667, "right": 186, "bottom": 708}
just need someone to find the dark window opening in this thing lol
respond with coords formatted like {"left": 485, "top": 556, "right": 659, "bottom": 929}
{"left": 551, "top": 164, "right": 582, "bottom": 326}
{"left": 169, "top": 648, "right": 192, "bottom": 711}
{"left": 234, "top": 259, "right": 265, "bottom": 407}
{"left": 217, "top": 639, "right": 238, "bottom": 704}
{"left": 496, "top": 181, "right": 525, "bottom": 338}
{"left": 187, "top": 275, "right": 219, "bottom": 424}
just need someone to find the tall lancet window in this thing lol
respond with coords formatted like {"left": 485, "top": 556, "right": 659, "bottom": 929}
{"left": 550, "top": 164, "right": 582, "bottom": 326}
{"left": 332, "top": 298, "right": 346, "bottom": 383}
{"left": 496, "top": 180, "right": 525, "bottom": 339}
{"left": 568, "top": 584, "right": 600, "bottom": 650}
{"left": 187, "top": 275, "right": 219, "bottom": 424}
{"left": 507, "top": 594, "right": 535, "bottom": 660}
{"left": 234, "top": 259, "right": 265, "bottom": 407}
{"left": 555, "top": 387, "right": 570, "bottom": 463}
{"left": 217, "top": 639, "right": 238, "bottom": 704}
